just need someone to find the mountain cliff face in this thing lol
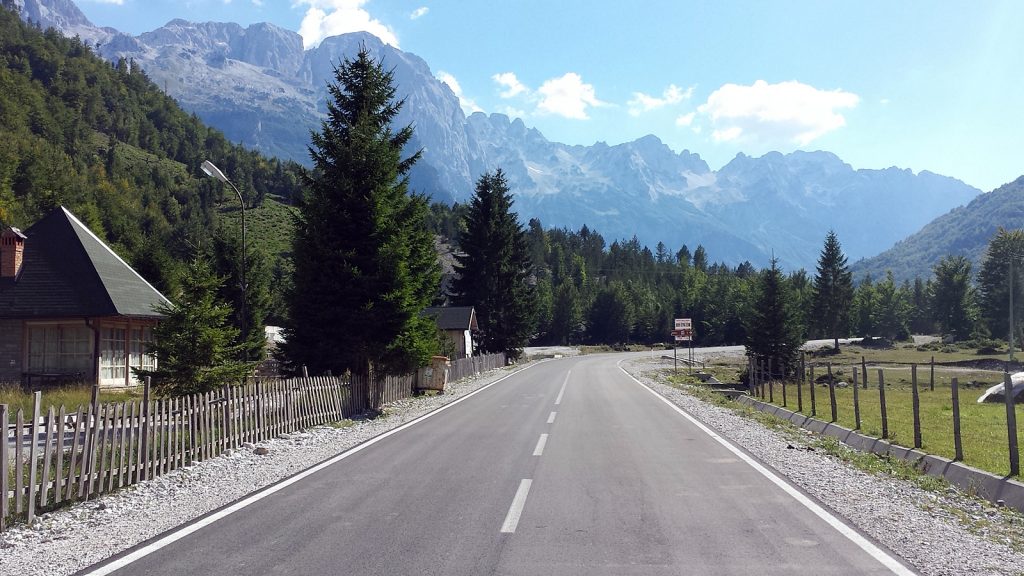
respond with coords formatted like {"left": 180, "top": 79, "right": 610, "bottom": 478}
{"left": 11, "top": 0, "right": 983, "bottom": 271}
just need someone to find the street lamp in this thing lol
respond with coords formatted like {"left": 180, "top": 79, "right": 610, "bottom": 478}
{"left": 201, "top": 160, "right": 248, "bottom": 361}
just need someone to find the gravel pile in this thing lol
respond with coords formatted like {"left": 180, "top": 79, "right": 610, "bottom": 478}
{"left": 0, "top": 365, "right": 525, "bottom": 576}
{"left": 625, "top": 359, "right": 1024, "bottom": 576}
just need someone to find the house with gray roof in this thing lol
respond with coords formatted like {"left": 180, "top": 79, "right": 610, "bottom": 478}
{"left": 422, "top": 306, "right": 477, "bottom": 359}
{"left": 0, "top": 207, "right": 170, "bottom": 388}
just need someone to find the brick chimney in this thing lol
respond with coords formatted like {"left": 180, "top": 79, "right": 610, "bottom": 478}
{"left": 1, "top": 227, "right": 26, "bottom": 279}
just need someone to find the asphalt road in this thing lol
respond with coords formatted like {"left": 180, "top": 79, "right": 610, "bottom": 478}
{"left": 82, "top": 353, "right": 916, "bottom": 575}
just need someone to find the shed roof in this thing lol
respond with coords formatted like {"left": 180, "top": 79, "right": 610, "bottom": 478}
{"left": 422, "top": 306, "right": 476, "bottom": 331}
{"left": 0, "top": 207, "right": 170, "bottom": 318}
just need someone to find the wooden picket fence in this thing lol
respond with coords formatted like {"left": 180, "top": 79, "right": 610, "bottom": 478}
{"left": 1, "top": 352, "right": 506, "bottom": 531}
{"left": 448, "top": 353, "right": 506, "bottom": 382}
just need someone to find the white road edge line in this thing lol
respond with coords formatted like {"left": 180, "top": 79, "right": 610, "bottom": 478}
{"left": 547, "top": 411, "right": 557, "bottom": 424}
{"left": 616, "top": 361, "right": 918, "bottom": 576}
{"left": 554, "top": 370, "right": 571, "bottom": 405}
{"left": 500, "top": 479, "right": 533, "bottom": 533}
{"left": 533, "top": 433, "right": 549, "bottom": 456}
{"left": 80, "top": 362, "right": 543, "bottom": 576}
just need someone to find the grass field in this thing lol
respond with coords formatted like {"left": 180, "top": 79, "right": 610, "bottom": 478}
{"left": 0, "top": 385, "right": 141, "bottom": 417}
{"left": 689, "top": 342, "right": 1024, "bottom": 478}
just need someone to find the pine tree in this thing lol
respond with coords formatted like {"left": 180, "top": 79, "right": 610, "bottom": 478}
{"left": 282, "top": 45, "right": 440, "bottom": 377}
{"left": 978, "top": 228, "right": 1024, "bottom": 341}
{"left": 872, "top": 271, "right": 910, "bottom": 341}
{"left": 909, "top": 277, "right": 934, "bottom": 334}
{"left": 211, "top": 231, "right": 270, "bottom": 361}
{"left": 135, "top": 258, "right": 254, "bottom": 396}
{"left": 931, "top": 255, "right": 976, "bottom": 340}
{"left": 811, "top": 231, "right": 853, "bottom": 351}
{"left": 452, "top": 169, "right": 537, "bottom": 358}
{"left": 745, "top": 258, "right": 802, "bottom": 377}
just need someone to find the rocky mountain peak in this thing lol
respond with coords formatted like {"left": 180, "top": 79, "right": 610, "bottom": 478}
{"left": 13, "top": 0, "right": 984, "bottom": 271}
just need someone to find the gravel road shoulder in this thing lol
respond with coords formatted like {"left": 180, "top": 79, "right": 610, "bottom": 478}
{"left": 623, "top": 357, "right": 1024, "bottom": 576}
{"left": 0, "top": 364, "right": 532, "bottom": 576}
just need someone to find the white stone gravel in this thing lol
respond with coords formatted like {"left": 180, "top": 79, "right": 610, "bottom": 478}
{"left": 5, "top": 356, "right": 1023, "bottom": 576}
{"left": 0, "top": 365, "right": 527, "bottom": 576}
{"left": 624, "top": 358, "right": 1024, "bottom": 576}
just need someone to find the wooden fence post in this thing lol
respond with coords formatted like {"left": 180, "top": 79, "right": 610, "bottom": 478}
{"left": 809, "top": 365, "right": 816, "bottom": 417}
{"left": 1004, "top": 372, "right": 1019, "bottom": 476}
{"left": 40, "top": 406, "right": 54, "bottom": 504}
{"left": 796, "top": 365, "right": 803, "bottom": 413}
{"left": 827, "top": 363, "right": 837, "bottom": 423}
{"left": 15, "top": 408, "right": 23, "bottom": 513}
{"left": 768, "top": 357, "right": 774, "bottom": 403}
{"left": 852, "top": 367, "right": 861, "bottom": 430}
{"left": 27, "top": 391, "right": 41, "bottom": 525}
{"left": 66, "top": 405, "right": 83, "bottom": 501}
{"left": 951, "top": 377, "right": 963, "bottom": 461}
{"left": 930, "top": 356, "right": 935, "bottom": 392}
{"left": 781, "top": 367, "right": 787, "bottom": 407}
{"left": 798, "top": 352, "right": 805, "bottom": 413}
{"left": 747, "top": 357, "right": 754, "bottom": 395}
{"left": 861, "top": 356, "right": 869, "bottom": 389}
{"left": 0, "top": 404, "right": 8, "bottom": 531}
{"left": 141, "top": 377, "right": 151, "bottom": 481}
{"left": 911, "top": 364, "right": 922, "bottom": 449}
{"left": 879, "top": 369, "right": 888, "bottom": 439}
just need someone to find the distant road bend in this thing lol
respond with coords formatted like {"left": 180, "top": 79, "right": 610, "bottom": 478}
{"left": 81, "top": 352, "right": 918, "bottom": 576}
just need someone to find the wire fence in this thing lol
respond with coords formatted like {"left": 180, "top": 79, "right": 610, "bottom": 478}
{"left": 747, "top": 353, "right": 1023, "bottom": 477}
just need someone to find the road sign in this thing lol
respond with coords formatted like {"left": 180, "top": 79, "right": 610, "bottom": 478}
{"left": 673, "top": 319, "right": 692, "bottom": 341}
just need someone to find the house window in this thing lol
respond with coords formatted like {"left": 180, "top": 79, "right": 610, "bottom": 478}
{"left": 129, "top": 327, "right": 156, "bottom": 374}
{"left": 27, "top": 325, "right": 92, "bottom": 374}
{"left": 100, "top": 327, "right": 126, "bottom": 382}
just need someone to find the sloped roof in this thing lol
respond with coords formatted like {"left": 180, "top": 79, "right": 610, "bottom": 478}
{"left": 0, "top": 207, "right": 170, "bottom": 318}
{"left": 422, "top": 306, "right": 476, "bottom": 331}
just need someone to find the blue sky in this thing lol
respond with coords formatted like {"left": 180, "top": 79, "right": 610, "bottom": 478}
{"left": 75, "top": 0, "right": 1023, "bottom": 192}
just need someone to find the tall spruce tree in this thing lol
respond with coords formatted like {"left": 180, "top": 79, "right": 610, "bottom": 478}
{"left": 282, "top": 46, "right": 440, "bottom": 377}
{"left": 978, "top": 228, "right": 1024, "bottom": 342}
{"left": 811, "top": 231, "right": 853, "bottom": 351}
{"left": 931, "top": 255, "right": 976, "bottom": 340}
{"left": 745, "top": 258, "right": 802, "bottom": 377}
{"left": 452, "top": 170, "right": 537, "bottom": 358}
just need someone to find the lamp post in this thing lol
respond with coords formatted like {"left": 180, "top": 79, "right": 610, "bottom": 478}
{"left": 201, "top": 160, "right": 248, "bottom": 361}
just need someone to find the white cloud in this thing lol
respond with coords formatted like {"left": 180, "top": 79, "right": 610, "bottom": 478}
{"left": 437, "top": 71, "right": 483, "bottom": 115}
{"left": 492, "top": 72, "right": 529, "bottom": 99}
{"left": 499, "top": 106, "right": 528, "bottom": 120}
{"left": 675, "top": 112, "right": 695, "bottom": 127}
{"left": 536, "top": 73, "right": 606, "bottom": 120}
{"left": 296, "top": 0, "right": 399, "bottom": 49}
{"left": 410, "top": 6, "right": 428, "bottom": 19}
{"left": 628, "top": 84, "right": 693, "bottom": 116}
{"left": 697, "top": 80, "right": 859, "bottom": 146}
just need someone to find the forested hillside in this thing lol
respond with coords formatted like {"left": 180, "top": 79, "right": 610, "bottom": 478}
{"left": 0, "top": 6, "right": 303, "bottom": 324}
{"left": 852, "top": 177, "right": 1024, "bottom": 283}
{"left": 0, "top": 5, "right": 819, "bottom": 350}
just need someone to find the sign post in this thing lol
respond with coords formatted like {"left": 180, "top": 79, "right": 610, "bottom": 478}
{"left": 672, "top": 318, "right": 693, "bottom": 374}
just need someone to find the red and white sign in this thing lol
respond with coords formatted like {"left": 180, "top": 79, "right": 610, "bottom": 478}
{"left": 673, "top": 318, "right": 692, "bottom": 341}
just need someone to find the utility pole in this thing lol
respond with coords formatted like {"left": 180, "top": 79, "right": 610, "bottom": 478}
{"left": 1011, "top": 258, "right": 1016, "bottom": 363}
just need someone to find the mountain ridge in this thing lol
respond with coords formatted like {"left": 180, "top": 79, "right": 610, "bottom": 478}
{"left": 8, "top": 0, "right": 983, "bottom": 271}
{"left": 852, "top": 176, "right": 1024, "bottom": 283}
